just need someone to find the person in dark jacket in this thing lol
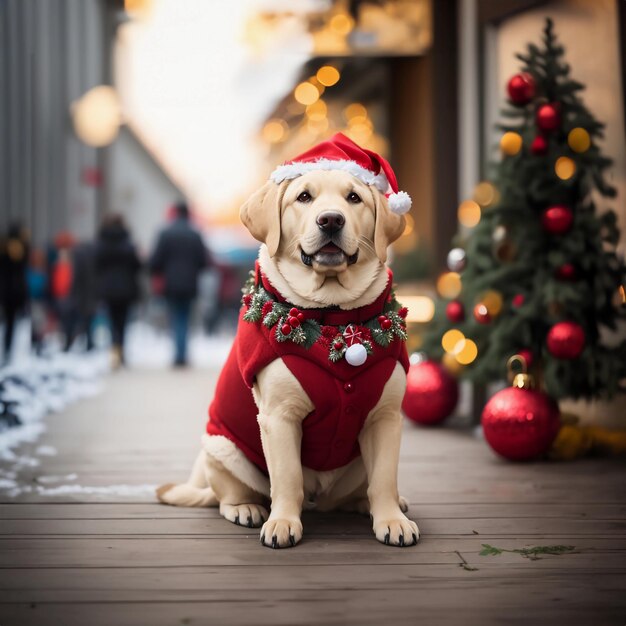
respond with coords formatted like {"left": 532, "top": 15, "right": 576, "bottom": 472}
{"left": 149, "top": 202, "right": 208, "bottom": 367}
{"left": 0, "top": 222, "right": 29, "bottom": 364}
{"left": 95, "top": 214, "right": 141, "bottom": 367}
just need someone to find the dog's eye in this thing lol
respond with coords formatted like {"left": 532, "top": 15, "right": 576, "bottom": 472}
{"left": 297, "top": 191, "right": 312, "bottom": 203}
{"left": 347, "top": 192, "right": 362, "bottom": 204}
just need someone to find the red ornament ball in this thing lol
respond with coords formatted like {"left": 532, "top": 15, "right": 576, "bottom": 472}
{"left": 546, "top": 321, "right": 586, "bottom": 359}
{"left": 530, "top": 135, "right": 548, "bottom": 155}
{"left": 516, "top": 348, "right": 534, "bottom": 368}
{"left": 555, "top": 263, "right": 577, "bottom": 281}
{"left": 473, "top": 303, "right": 492, "bottom": 324}
{"left": 380, "top": 318, "right": 392, "bottom": 330}
{"left": 536, "top": 103, "right": 561, "bottom": 132}
{"left": 280, "top": 323, "right": 292, "bottom": 336}
{"left": 512, "top": 294, "right": 525, "bottom": 308}
{"left": 481, "top": 387, "right": 560, "bottom": 461}
{"left": 542, "top": 205, "right": 573, "bottom": 234}
{"left": 446, "top": 300, "right": 465, "bottom": 323}
{"left": 288, "top": 315, "right": 300, "bottom": 327}
{"left": 507, "top": 72, "right": 536, "bottom": 105}
{"left": 402, "top": 361, "right": 459, "bottom": 426}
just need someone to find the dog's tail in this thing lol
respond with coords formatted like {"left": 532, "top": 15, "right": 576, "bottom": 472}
{"left": 156, "top": 450, "right": 219, "bottom": 508}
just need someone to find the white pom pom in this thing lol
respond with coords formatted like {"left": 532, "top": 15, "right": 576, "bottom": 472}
{"left": 345, "top": 343, "right": 367, "bottom": 367}
{"left": 388, "top": 191, "right": 412, "bottom": 215}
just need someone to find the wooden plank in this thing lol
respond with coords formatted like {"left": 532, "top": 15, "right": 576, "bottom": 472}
{"left": 0, "top": 578, "right": 624, "bottom": 626}
{"left": 0, "top": 536, "right": 622, "bottom": 569}
{"left": 1, "top": 515, "right": 625, "bottom": 537}
{"left": 2, "top": 502, "right": 625, "bottom": 520}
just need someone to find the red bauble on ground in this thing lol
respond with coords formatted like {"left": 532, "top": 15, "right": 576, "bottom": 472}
{"left": 482, "top": 386, "right": 560, "bottom": 461}
{"left": 546, "top": 321, "right": 586, "bottom": 359}
{"left": 473, "top": 303, "right": 492, "bottom": 324}
{"left": 530, "top": 135, "right": 548, "bottom": 155}
{"left": 507, "top": 72, "right": 536, "bottom": 105}
{"left": 402, "top": 361, "right": 459, "bottom": 426}
{"left": 446, "top": 300, "right": 465, "bottom": 322}
{"left": 541, "top": 205, "right": 573, "bottom": 234}
{"left": 555, "top": 263, "right": 577, "bottom": 280}
{"left": 536, "top": 103, "right": 561, "bottom": 131}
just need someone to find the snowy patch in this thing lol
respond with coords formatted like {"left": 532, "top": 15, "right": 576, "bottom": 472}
{"left": 3, "top": 482, "right": 158, "bottom": 498}
{"left": 35, "top": 445, "right": 57, "bottom": 456}
{"left": 36, "top": 473, "right": 78, "bottom": 484}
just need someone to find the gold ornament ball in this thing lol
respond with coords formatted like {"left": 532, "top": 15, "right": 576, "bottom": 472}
{"left": 555, "top": 156, "right": 576, "bottom": 180}
{"left": 500, "top": 132, "right": 523, "bottom": 156}
{"left": 568, "top": 127, "right": 590, "bottom": 153}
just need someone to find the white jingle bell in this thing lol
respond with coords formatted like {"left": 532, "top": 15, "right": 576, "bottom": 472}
{"left": 345, "top": 343, "right": 367, "bottom": 367}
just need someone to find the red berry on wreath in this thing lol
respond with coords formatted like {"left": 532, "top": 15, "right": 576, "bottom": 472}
{"left": 333, "top": 340, "right": 344, "bottom": 351}
{"left": 398, "top": 307, "right": 408, "bottom": 319}
{"left": 446, "top": 300, "right": 465, "bottom": 323}
{"left": 289, "top": 307, "right": 299, "bottom": 316}
{"left": 536, "top": 103, "right": 560, "bottom": 132}
{"left": 542, "top": 205, "right": 573, "bottom": 234}
{"left": 507, "top": 72, "right": 536, "bottom": 105}
{"left": 377, "top": 315, "right": 386, "bottom": 323}
{"left": 381, "top": 318, "right": 392, "bottom": 330}
{"left": 280, "top": 323, "right": 292, "bottom": 336}
{"left": 288, "top": 316, "right": 300, "bottom": 327}
{"left": 243, "top": 294, "right": 252, "bottom": 307}
{"left": 297, "top": 312, "right": 305, "bottom": 322}
{"left": 530, "top": 135, "right": 548, "bottom": 155}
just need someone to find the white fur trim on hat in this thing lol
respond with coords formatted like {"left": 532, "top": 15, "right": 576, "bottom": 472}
{"left": 270, "top": 158, "right": 389, "bottom": 194}
{"left": 387, "top": 191, "right": 412, "bottom": 215}
{"left": 202, "top": 433, "right": 270, "bottom": 496}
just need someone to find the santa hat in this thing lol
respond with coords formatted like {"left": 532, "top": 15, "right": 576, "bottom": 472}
{"left": 269, "top": 132, "right": 411, "bottom": 215}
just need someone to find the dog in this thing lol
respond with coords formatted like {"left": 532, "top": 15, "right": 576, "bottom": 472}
{"left": 157, "top": 134, "right": 419, "bottom": 549}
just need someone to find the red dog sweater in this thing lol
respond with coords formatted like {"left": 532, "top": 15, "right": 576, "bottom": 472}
{"left": 206, "top": 263, "right": 409, "bottom": 477}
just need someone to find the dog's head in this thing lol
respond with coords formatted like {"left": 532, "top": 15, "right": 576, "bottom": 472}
{"left": 240, "top": 170, "right": 406, "bottom": 307}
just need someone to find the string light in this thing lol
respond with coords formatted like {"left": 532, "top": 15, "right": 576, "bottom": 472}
{"left": 458, "top": 200, "right": 481, "bottom": 228}
{"left": 555, "top": 156, "right": 576, "bottom": 180}
{"left": 473, "top": 181, "right": 499, "bottom": 207}
{"left": 442, "top": 329, "right": 465, "bottom": 354}
{"left": 306, "top": 100, "right": 327, "bottom": 121}
{"left": 455, "top": 338, "right": 478, "bottom": 365}
{"left": 329, "top": 13, "right": 354, "bottom": 36}
{"left": 399, "top": 296, "right": 435, "bottom": 323}
{"left": 437, "top": 272, "right": 462, "bottom": 299}
{"left": 316, "top": 66, "right": 340, "bottom": 87}
{"left": 568, "top": 127, "right": 590, "bottom": 153}
{"left": 294, "top": 82, "right": 319, "bottom": 105}
{"left": 261, "top": 119, "right": 287, "bottom": 143}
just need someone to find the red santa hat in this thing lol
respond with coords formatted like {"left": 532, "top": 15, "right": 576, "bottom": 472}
{"left": 269, "top": 132, "right": 411, "bottom": 215}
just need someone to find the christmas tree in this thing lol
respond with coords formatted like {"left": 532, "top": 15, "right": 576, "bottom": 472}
{"left": 423, "top": 18, "right": 626, "bottom": 400}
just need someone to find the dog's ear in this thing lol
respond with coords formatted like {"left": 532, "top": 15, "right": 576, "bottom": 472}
{"left": 240, "top": 180, "right": 288, "bottom": 257}
{"left": 372, "top": 187, "right": 406, "bottom": 263}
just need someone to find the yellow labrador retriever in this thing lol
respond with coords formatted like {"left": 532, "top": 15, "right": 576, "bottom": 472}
{"left": 158, "top": 144, "right": 419, "bottom": 549}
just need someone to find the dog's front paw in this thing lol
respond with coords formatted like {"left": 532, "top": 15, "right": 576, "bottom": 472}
{"left": 260, "top": 517, "right": 303, "bottom": 549}
{"left": 373, "top": 515, "right": 419, "bottom": 547}
{"left": 221, "top": 503, "right": 268, "bottom": 528}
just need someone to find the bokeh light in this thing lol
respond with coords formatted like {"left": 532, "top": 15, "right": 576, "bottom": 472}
{"left": 458, "top": 200, "right": 481, "bottom": 228}
{"left": 261, "top": 119, "right": 287, "bottom": 143}
{"left": 294, "top": 82, "right": 319, "bottom": 105}
{"left": 567, "top": 127, "right": 590, "bottom": 153}
{"left": 72, "top": 85, "right": 122, "bottom": 147}
{"left": 500, "top": 131, "right": 522, "bottom": 155}
{"left": 442, "top": 329, "right": 465, "bottom": 354}
{"left": 305, "top": 100, "right": 327, "bottom": 121}
{"left": 555, "top": 156, "right": 576, "bottom": 180}
{"left": 455, "top": 338, "right": 478, "bottom": 365}
{"left": 316, "top": 65, "right": 340, "bottom": 87}
{"left": 442, "top": 352, "right": 464, "bottom": 375}
{"left": 399, "top": 296, "right": 435, "bottom": 323}
{"left": 329, "top": 13, "right": 354, "bottom": 36}
{"left": 343, "top": 102, "right": 367, "bottom": 123}
{"left": 473, "top": 181, "right": 499, "bottom": 207}
{"left": 480, "top": 290, "right": 503, "bottom": 316}
{"left": 437, "top": 272, "right": 462, "bottom": 299}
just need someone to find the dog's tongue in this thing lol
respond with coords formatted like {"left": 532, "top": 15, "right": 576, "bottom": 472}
{"left": 319, "top": 243, "right": 342, "bottom": 254}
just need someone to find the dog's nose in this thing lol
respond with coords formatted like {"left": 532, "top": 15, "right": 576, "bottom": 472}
{"left": 316, "top": 212, "right": 345, "bottom": 234}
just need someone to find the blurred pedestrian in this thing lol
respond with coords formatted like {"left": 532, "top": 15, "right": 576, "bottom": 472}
{"left": 27, "top": 248, "right": 48, "bottom": 355}
{"left": 0, "top": 222, "right": 29, "bottom": 364}
{"left": 50, "top": 232, "right": 76, "bottom": 351}
{"left": 71, "top": 240, "right": 97, "bottom": 351}
{"left": 149, "top": 202, "right": 208, "bottom": 367}
{"left": 95, "top": 214, "right": 141, "bottom": 368}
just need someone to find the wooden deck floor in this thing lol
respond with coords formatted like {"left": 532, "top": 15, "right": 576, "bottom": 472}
{"left": 1, "top": 368, "right": 625, "bottom": 625}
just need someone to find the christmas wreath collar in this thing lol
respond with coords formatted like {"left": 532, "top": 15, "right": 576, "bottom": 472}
{"left": 241, "top": 262, "right": 408, "bottom": 365}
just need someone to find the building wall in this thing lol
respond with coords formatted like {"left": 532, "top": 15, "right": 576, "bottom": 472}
{"left": 0, "top": 0, "right": 106, "bottom": 244}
